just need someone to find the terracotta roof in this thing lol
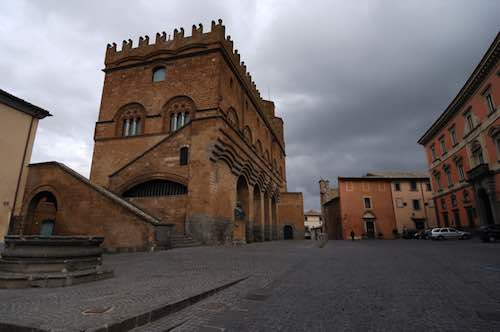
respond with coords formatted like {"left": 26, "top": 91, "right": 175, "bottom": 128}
{"left": 304, "top": 209, "right": 321, "bottom": 216}
{"left": 365, "top": 171, "right": 429, "bottom": 179}
{"left": 0, "top": 89, "right": 52, "bottom": 119}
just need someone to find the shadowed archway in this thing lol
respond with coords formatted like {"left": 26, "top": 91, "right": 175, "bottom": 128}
{"left": 253, "top": 185, "right": 263, "bottom": 242}
{"left": 236, "top": 176, "right": 250, "bottom": 242}
{"left": 24, "top": 191, "right": 58, "bottom": 235}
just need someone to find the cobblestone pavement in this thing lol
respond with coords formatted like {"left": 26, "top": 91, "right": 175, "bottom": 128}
{"left": 1, "top": 240, "right": 499, "bottom": 331}
{"left": 133, "top": 239, "right": 500, "bottom": 332}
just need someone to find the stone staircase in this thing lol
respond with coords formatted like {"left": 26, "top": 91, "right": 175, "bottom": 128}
{"left": 172, "top": 233, "right": 202, "bottom": 248}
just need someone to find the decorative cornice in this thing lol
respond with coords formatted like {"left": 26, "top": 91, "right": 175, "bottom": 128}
{"left": 418, "top": 32, "right": 500, "bottom": 145}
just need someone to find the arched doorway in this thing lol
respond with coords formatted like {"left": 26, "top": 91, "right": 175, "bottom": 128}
{"left": 236, "top": 176, "right": 250, "bottom": 242}
{"left": 264, "top": 191, "right": 270, "bottom": 241}
{"left": 24, "top": 191, "right": 58, "bottom": 235}
{"left": 271, "top": 197, "right": 278, "bottom": 240}
{"left": 283, "top": 225, "right": 294, "bottom": 240}
{"left": 253, "top": 185, "right": 263, "bottom": 242}
{"left": 478, "top": 188, "right": 494, "bottom": 225}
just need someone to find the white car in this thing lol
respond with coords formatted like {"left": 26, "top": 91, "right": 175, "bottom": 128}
{"left": 431, "top": 228, "right": 470, "bottom": 240}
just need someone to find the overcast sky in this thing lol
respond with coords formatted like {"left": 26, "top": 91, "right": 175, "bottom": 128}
{"left": 1, "top": 1, "right": 499, "bottom": 210}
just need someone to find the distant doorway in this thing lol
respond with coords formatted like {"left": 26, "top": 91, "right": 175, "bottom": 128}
{"left": 365, "top": 219, "right": 375, "bottom": 239}
{"left": 283, "top": 225, "right": 294, "bottom": 240}
{"left": 478, "top": 188, "right": 494, "bottom": 225}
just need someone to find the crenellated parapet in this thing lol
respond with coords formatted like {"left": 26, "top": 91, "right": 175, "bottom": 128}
{"left": 105, "top": 19, "right": 267, "bottom": 118}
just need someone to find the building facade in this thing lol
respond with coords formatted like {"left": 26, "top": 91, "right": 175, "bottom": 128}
{"left": 418, "top": 33, "right": 499, "bottom": 229}
{"left": 13, "top": 20, "right": 304, "bottom": 249}
{"left": 320, "top": 172, "right": 437, "bottom": 240}
{"left": 366, "top": 172, "right": 436, "bottom": 233}
{"left": 304, "top": 209, "right": 322, "bottom": 239}
{"left": 0, "top": 89, "right": 51, "bottom": 241}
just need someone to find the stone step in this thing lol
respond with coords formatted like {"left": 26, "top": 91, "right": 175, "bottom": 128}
{"left": 171, "top": 234, "right": 202, "bottom": 248}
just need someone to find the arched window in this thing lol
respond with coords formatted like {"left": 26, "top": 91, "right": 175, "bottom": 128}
{"left": 180, "top": 147, "right": 189, "bottom": 165}
{"left": 152, "top": 67, "right": 166, "bottom": 82}
{"left": 243, "top": 126, "right": 252, "bottom": 144}
{"left": 123, "top": 180, "right": 187, "bottom": 197}
{"left": 115, "top": 103, "right": 145, "bottom": 137}
{"left": 163, "top": 96, "right": 195, "bottom": 133}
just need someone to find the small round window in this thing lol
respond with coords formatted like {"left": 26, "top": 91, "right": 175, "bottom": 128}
{"left": 153, "top": 67, "right": 166, "bottom": 82}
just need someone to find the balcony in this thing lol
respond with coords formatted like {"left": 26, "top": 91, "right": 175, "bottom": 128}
{"left": 466, "top": 163, "right": 492, "bottom": 182}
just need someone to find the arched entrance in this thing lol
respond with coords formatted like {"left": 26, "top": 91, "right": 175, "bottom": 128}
{"left": 271, "top": 197, "right": 278, "bottom": 240}
{"left": 236, "top": 176, "right": 250, "bottom": 242}
{"left": 253, "top": 185, "right": 263, "bottom": 242}
{"left": 264, "top": 191, "right": 270, "bottom": 241}
{"left": 24, "top": 191, "right": 58, "bottom": 235}
{"left": 283, "top": 225, "right": 294, "bottom": 240}
{"left": 478, "top": 188, "right": 495, "bottom": 225}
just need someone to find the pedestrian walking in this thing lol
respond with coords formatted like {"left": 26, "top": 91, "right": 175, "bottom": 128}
{"left": 350, "top": 230, "right": 355, "bottom": 241}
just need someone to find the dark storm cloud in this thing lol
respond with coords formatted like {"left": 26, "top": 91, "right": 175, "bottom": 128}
{"left": 1, "top": 1, "right": 499, "bottom": 210}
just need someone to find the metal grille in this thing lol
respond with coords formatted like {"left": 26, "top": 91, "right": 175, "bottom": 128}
{"left": 123, "top": 180, "right": 187, "bottom": 197}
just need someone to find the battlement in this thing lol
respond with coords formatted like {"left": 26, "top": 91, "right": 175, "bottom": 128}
{"left": 105, "top": 19, "right": 266, "bottom": 111}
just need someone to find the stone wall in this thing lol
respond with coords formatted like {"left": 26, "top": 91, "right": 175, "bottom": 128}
{"left": 19, "top": 163, "right": 160, "bottom": 251}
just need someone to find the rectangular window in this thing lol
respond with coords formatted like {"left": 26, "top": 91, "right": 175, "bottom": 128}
{"left": 449, "top": 126, "right": 458, "bottom": 145}
{"left": 412, "top": 199, "right": 421, "bottom": 210}
{"left": 439, "top": 136, "right": 447, "bottom": 155}
{"left": 394, "top": 182, "right": 401, "bottom": 191}
{"left": 396, "top": 198, "right": 404, "bottom": 208}
{"left": 435, "top": 173, "right": 442, "bottom": 190}
{"left": 430, "top": 144, "right": 437, "bottom": 160}
{"left": 464, "top": 111, "right": 474, "bottom": 132}
{"left": 457, "top": 162, "right": 465, "bottom": 181}
{"left": 445, "top": 167, "right": 453, "bottom": 187}
{"left": 364, "top": 197, "right": 372, "bottom": 209}
{"left": 426, "top": 181, "right": 432, "bottom": 191}
{"left": 410, "top": 181, "right": 417, "bottom": 191}
{"left": 485, "top": 93, "right": 495, "bottom": 114}
{"left": 180, "top": 147, "right": 189, "bottom": 165}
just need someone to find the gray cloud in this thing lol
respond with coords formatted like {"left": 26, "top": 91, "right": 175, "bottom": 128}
{"left": 1, "top": 0, "right": 499, "bottom": 210}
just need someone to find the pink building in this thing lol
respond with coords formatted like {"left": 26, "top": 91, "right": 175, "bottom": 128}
{"left": 418, "top": 33, "right": 499, "bottom": 228}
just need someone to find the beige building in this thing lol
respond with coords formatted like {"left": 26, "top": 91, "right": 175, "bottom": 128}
{"left": 0, "top": 89, "right": 51, "bottom": 240}
{"left": 304, "top": 209, "right": 323, "bottom": 239}
{"left": 366, "top": 172, "right": 437, "bottom": 232}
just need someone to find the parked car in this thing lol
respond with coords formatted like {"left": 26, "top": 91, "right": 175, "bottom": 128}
{"left": 479, "top": 224, "right": 500, "bottom": 242}
{"left": 415, "top": 229, "right": 432, "bottom": 240}
{"left": 430, "top": 228, "right": 470, "bottom": 240}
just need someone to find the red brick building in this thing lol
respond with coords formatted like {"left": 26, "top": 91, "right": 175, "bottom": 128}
{"left": 13, "top": 20, "right": 304, "bottom": 250}
{"left": 418, "top": 33, "right": 499, "bottom": 228}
